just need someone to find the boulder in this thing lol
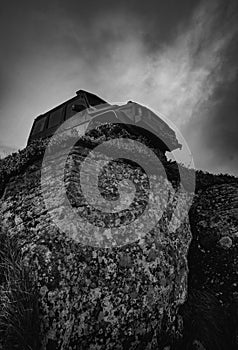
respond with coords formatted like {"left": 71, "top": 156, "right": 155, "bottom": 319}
{"left": 191, "top": 183, "right": 238, "bottom": 250}
{"left": 176, "top": 183, "right": 238, "bottom": 349}
{"left": 0, "top": 136, "right": 192, "bottom": 350}
{"left": 189, "top": 183, "right": 238, "bottom": 304}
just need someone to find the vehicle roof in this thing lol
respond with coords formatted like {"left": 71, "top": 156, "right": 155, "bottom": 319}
{"left": 33, "top": 89, "right": 107, "bottom": 121}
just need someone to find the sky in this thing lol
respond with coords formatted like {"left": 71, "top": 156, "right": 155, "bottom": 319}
{"left": 0, "top": 0, "right": 237, "bottom": 175}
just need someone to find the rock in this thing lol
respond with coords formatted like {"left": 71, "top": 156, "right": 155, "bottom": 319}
{"left": 177, "top": 288, "right": 235, "bottom": 350}
{"left": 0, "top": 135, "right": 192, "bottom": 350}
{"left": 190, "top": 183, "right": 238, "bottom": 249}
{"left": 187, "top": 183, "right": 238, "bottom": 349}
{"left": 218, "top": 236, "right": 233, "bottom": 249}
{"left": 189, "top": 183, "right": 238, "bottom": 305}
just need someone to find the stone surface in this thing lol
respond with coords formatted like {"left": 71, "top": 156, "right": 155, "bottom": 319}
{"left": 0, "top": 135, "right": 192, "bottom": 350}
{"left": 218, "top": 236, "right": 233, "bottom": 249}
{"left": 189, "top": 183, "right": 238, "bottom": 305}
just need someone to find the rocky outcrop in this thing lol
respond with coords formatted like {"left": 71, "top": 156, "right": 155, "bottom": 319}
{"left": 174, "top": 182, "right": 238, "bottom": 350}
{"left": 189, "top": 183, "right": 238, "bottom": 305}
{"left": 0, "top": 132, "right": 192, "bottom": 350}
{"left": 191, "top": 183, "right": 238, "bottom": 249}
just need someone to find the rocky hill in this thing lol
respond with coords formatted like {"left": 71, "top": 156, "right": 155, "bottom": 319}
{"left": 0, "top": 145, "right": 17, "bottom": 160}
{"left": 0, "top": 124, "right": 237, "bottom": 350}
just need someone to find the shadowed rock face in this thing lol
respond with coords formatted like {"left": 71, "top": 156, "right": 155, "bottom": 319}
{"left": 189, "top": 183, "right": 238, "bottom": 303}
{"left": 0, "top": 133, "right": 192, "bottom": 350}
{"left": 187, "top": 183, "right": 238, "bottom": 348}
{"left": 191, "top": 183, "right": 238, "bottom": 250}
{"left": 177, "top": 289, "right": 235, "bottom": 350}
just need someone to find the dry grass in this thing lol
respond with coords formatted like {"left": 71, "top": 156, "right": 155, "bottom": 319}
{"left": 0, "top": 228, "right": 40, "bottom": 350}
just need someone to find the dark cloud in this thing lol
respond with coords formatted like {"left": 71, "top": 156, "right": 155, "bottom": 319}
{"left": 0, "top": 0, "right": 238, "bottom": 176}
{"left": 0, "top": 0, "right": 202, "bottom": 73}
{"left": 200, "top": 72, "right": 238, "bottom": 174}
{"left": 183, "top": 0, "right": 238, "bottom": 175}
{"left": 0, "top": 0, "right": 202, "bottom": 146}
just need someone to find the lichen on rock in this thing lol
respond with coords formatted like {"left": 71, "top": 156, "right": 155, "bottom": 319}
{"left": 0, "top": 130, "right": 193, "bottom": 349}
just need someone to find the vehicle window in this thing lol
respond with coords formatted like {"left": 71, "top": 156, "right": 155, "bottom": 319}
{"left": 65, "top": 97, "right": 88, "bottom": 120}
{"left": 31, "top": 116, "right": 47, "bottom": 135}
{"left": 65, "top": 102, "right": 77, "bottom": 120}
{"left": 48, "top": 107, "right": 64, "bottom": 128}
{"left": 87, "top": 94, "right": 105, "bottom": 107}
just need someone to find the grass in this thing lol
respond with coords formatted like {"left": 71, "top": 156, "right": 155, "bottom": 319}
{"left": 0, "top": 227, "right": 40, "bottom": 350}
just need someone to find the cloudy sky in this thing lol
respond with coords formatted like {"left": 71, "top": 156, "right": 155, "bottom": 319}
{"left": 0, "top": 0, "right": 237, "bottom": 175}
